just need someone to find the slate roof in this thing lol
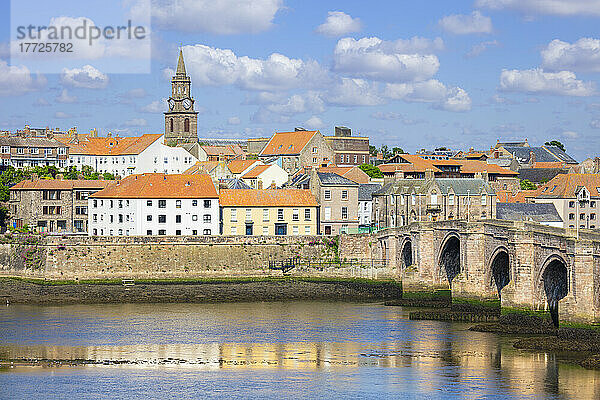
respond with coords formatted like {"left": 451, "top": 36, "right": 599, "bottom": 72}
{"left": 518, "top": 168, "right": 569, "bottom": 183}
{"left": 502, "top": 145, "right": 577, "bottom": 165}
{"left": 497, "top": 203, "right": 563, "bottom": 223}
{"left": 358, "top": 183, "right": 383, "bottom": 201}
{"left": 544, "top": 146, "right": 578, "bottom": 163}
{"left": 0, "top": 137, "right": 68, "bottom": 148}
{"left": 222, "top": 178, "right": 252, "bottom": 189}
{"left": 316, "top": 172, "right": 359, "bottom": 186}
{"left": 486, "top": 158, "right": 515, "bottom": 168}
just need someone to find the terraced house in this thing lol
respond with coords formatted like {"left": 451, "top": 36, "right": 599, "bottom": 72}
{"left": 88, "top": 173, "right": 219, "bottom": 236}
{"left": 0, "top": 136, "right": 68, "bottom": 169}
{"left": 219, "top": 189, "right": 319, "bottom": 236}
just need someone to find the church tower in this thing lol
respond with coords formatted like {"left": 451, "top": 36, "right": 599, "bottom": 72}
{"left": 164, "top": 50, "right": 198, "bottom": 144}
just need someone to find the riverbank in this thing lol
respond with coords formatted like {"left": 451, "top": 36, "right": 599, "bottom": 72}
{"left": 0, "top": 277, "right": 402, "bottom": 305}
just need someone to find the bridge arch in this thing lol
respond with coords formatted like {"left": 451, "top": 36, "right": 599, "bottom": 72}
{"left": 399, "top": 237, "right": 413, "bottom": 271}
{"left": 437, "top": 232, "right": 461, "bottom": 286}
{"left": 489, "top": 246, "right": 510, "bottom": 297}
{"left": 538, "top": 254, "right": 569, "bottom": 327}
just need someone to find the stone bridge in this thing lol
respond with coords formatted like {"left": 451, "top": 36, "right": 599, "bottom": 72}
{"left": 341, "top": 220, "right": 600, "bottom": 324}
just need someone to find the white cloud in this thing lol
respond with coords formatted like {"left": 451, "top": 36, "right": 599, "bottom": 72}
{"left": 590, "top": 119, "right": 600, "bottom": 129}
{"left": 0, "top": 61, "right": 46, "bottom": 96}
{"left": 383, "top": 79, "right": 472, "bottom": 112}
{"left": 333, "top": 37, "right": 441, "bottom": 82}
{"left": 466, "top": 40, "right": 499, "bottom": 58}
{"left": 34, "top": 98, "right": 50, "bottom": 107}
{"left": 176, "top": 45, "right": 330, "bottom": 92}
{"left": 139, "top": 100, "right": 165, "bottom": 113}
{"left": 315, "top": 11, "right": 361, "bottom": 37}
{"left": 228, "top": 116, "right": 241, "bottom": 125}
{"left": 55, "top": 111, "right": 71, "bottom": 119}
{"left": 499, "top": 68, "right": 595, "bottom": 96}
{"left": 55, "top": 89, "right": 77, "bottom": 104}
{"left": 151, "top": 0, "right": 282, "bottom": 34}
{"left": 266, "top": 92, "right": 325, "bottom": 115}
{"left": 61, "top": 65, "right": 109, "bottom": 89}
{"left": 325, "top": 78, "right": 383, "bottom": 106}
{"left": 371, "top": 111, "right": 402, "bottom": 120}
{"left": 562, "top": 130, "right": 579, "bottom": 139}
{"left": 122, "top": 118, "right": 148, "bottom": 127}
{"left": 304, "top": 116, "right": 325, "bottom": 130}
{"left": 541, "top": 38, "right": 600, "bottom": 73}
{"left": 476, "top": 0, "right": 600, "bottom": 16}
{"left": 491, "top": 94, "right": 518, "bottom": 105}
{"left": 439, "top": 11, "right": 493, "bottom": 35}
{"left": 124, "top": 88, "right": 147, "bottom": 98}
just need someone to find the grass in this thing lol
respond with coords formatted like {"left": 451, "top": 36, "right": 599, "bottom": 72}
{"left": 0, "top": 276, "right": 402, "bottom": 287}
{"left": 402, "top": 289, "right": 451, "bottom": 301}
{"left": 501, "top": 306, "right": 551, "bottom": 319}
{"left": 453, "top": 297, "right": 501, "bottom": 309}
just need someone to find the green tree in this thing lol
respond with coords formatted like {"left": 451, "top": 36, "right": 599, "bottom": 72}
{"left": 545, "top": 140, "right": 565, "bottom": 152}
{"left": 520, "top": 179, "right": 537, "bottom": 190}
{"left": 392, "top": 147, "right": 404, "bottom": 155}
{"left": 380, "top": 145, "right": 391, "bottom": 159}
{"left": 369, "top": 145, "right": 377, "bottom": 156}
{"left": 359, "top": 164, "right": 383, "bottom": 178}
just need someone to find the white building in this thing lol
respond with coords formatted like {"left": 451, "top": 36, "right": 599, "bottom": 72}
{"left": 358, "top": 184, "right": 382, "bottom": 228}
{"left": 58, "top": 133, "right": 197, "bottom": 177}
{"left": 89, "top": 173, "right": 219, "bottom": 236}
{"left": 240, "top": 164, "right": 288, "bottom": 189}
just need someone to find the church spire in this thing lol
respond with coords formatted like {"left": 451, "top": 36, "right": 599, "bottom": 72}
{"left": 176, "top": 49, "right": 186, "bottom": 76}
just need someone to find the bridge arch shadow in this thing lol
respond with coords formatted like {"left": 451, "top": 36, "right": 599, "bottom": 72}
{"left": 438, "top": 233, "right": 460, "bottom": 286}
{"left": 400, "top": 238, "right": 412, "bottom": 271}
{"left": 539, "top": 255, "right": 569, "bottom": 327}
{"left": 489, "top": 247, "right": 510, "bottom": 298}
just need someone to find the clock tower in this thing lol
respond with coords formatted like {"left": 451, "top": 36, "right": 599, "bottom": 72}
{"left": 164, "top": 50, "right": 198, "bottom": 144}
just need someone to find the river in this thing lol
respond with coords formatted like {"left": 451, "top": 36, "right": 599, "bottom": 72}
{"left": 1, "top": 302, "right": 599, "bottom": 399}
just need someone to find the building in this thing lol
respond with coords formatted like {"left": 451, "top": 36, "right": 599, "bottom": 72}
{"left": 517, "top": 167, "right": 569, "bottom": 185}
{"left": 372, "top": 177, "right": 496, "bottom": 229}
{"left": 57, "top": 133, "right": 197, "bottom": 177}
{"left": 183, "top": 161, "right": 233, "bottom": 182}
{"left": 490, "top": 140, "right": 578, "bottom": 169}
{"left": 323, "top": 126, "right": 370, "bottom": 166}
{"left": 164, "top": 50, "right": 198, "bottom": 145}
{"left": 198, "top": 144, "right": 245, "bottom": 162}
{"left": 496, "top": 203, "right": 563, "bottom": 227}
{"left": 88, "top": 173, "right": 219, "bottom": 236}
{"left": 9, "top": 178, "right": 112, "bottom": 233}
{"left": 240, "top": 164, "right": 288, "bottom": 189}
{"left": 532, "top": 174, "right": 600, "bottom": 230}
{"left": 219, "top": 189, "right": 319, "bottom": 236}
{"left": 310, "top": 170, "right": 359, "bottom": 235}
{"left": 227, "top": 159, "right": 261, "bottom": 177}
{"left": 258, "top": 129, "right": 335, "bottom": 174}
{"left": 247, "top": 138, "right": 270, "bottom": 155}
{"left": 317, "top": 165, "right": 371, "bottom": 184}
{"left": 358, "top": 183, "right": 382, "bottom": 229}
{"left": 0, "top": 136, "right": 69, "bottom": 169}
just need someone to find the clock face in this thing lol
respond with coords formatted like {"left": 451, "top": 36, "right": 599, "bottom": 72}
{"left": 183, "top": 98, "right": 192, "bottom": 110}
{"left": 168, "top": 98, "right": 175, "bottom": 110}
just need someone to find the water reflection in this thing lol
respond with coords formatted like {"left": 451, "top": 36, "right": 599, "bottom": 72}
{"left": 1, "top": 302, "right": 599, "bottom": 399}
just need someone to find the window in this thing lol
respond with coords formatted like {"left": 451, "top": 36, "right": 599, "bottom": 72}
{"left": 231, "top": 226, "right": 237, "bottom": 235}
{"left": 204, "top": 200, "right": 211, "bottom": 208}
{"left": 176, "top": 200, "right": 182, "bottom": 208}
{"left": 43, "top": 190, "right": 60, "bottom": 200}
{"left": 411, "top": 194, "right": 416, "bottom": 205}
{"left": 147, "top": 215, "right": 152, "bottom": 221}
{"left": 147, "top": 200, "right": 152, "bottom": 206}
{"left": 158, "top": 215, "right": 166, "bottom": 223}
{"left": 203, "top": 214, "right": 211, "bottom": 223}
{"left": 110, "top": 215, "right": 114, "bottom": 223}
{"left": 176, "top": 215, "right": 182, "bottom": 223}
{"left": 324, "top": 207, "right": 331, "bottom": 221}
{"left": 312, "top": 146, "right": 317, "bottom": 154}
{"left": 75, "top": 206, "right": 87, "bottom": 215}
{"left": 569, "top": 213, "right": 575, "bottom": 220}
{"left": 431, "top": 192, "right": 438, "bottom": 204}
{"left": 292, "top": 226, "right": 299, "bottom": 235}
{"left": 341, "top": 225, "right": 348, "bottom": 234}
{"left": 176, "top": 230, "right": 181, "bottom": 235}
{"left": 118, "top": 229, "right": 123, "bottom": 236}
{"left": 304, "top": 226, "right": 311, "bottom": 235}
{"left": 341, "top": 190, "right": 348, "bottom": 200}
{"left": 245, "top": 208, "right": 252, "bottom": 221}
{"left": 263, "top": 209, "right": 269, "bottom": 222}
{"left": 324, "top": 190, "right": 331, "bottom": 200}
{"left": 184, "top": 118, "right": 190, "bottom": 132}
{"left": 231, "top": 209, "right": 237, "bottom": 222}
{"left": 76, "top": 191, "right": 89, "bottom": 200}
{"left": 158, "top": 229, "right": 166, "bottom": 235}
{"left": 341, "top": 207, "right": 348, "bottom": 220}
{"left": 591, "top": 201, "right": 597, "bottom": 208}
{"left": 304, "top": 209, "right": 311, "bottom": 220}
{"left": 448, "top": 194, "right": 455, "bottom": 206}
{"left": 277, "top": 209, "right": 284, "bottom": 221}
{"left": 17, "top": 147, "right": 24, "bottom": 154}
{"left": 203, "top": 229, "right": 211, "bottom": 235}
{"left": 192, "top": 230, "right": 198, "bottom": 235}
{"left": 45, "top": 148, "right": 52, "bottom": 156}
{"left": 93, "top": 214, "right": 97, "bottom": 222}
{"left": 42, "top": 206, "right": 61, "bottom": 215}
{"left": 1, "top": 146, "right": 9, "bottom": 153}
{"left": 262, "top": 226, "right": 269, "bottom": 235}
{"left": 31, "top": 147, "right": 39, "bottom": 154}
{"left": 192, "top": 200, "right": 198, "bottom": 206}
{"left": 119, "top": 200, "right": 123, "bottom": 208}
{"left": 569, "top": 201, "right": 575, "bottom": 208}
{"left": 591, "top": 213, "right": 596, "bottom": 220}
{"left": 110, "top": 200, "right": 114, "bottom": 208}
{"left": 58, "top": 147, "right": 66, "bottom": 155}
{"left": 313, "top": 157, "right": 318, "bottom": 163}
{"left": 292, "top": 209, "right": 299, "bottom": 221}
{"left": 158, "top": 200, "right": 166, "bottom": 208}
{"left": 581, "top": 213, "right": 586, "bottom": 220}
{"left": 481, "top": 194, "right": 487, "bottom": 206}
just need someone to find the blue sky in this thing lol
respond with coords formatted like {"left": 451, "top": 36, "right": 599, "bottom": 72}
{"left": 2, "top": 0, "right": 600, "bottom": 160}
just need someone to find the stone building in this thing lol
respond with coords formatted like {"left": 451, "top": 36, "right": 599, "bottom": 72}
{"left": 9, "top": 178, "right": 112, "bottom": 233}
{"left": 310, "top": 170, "right": 359, "bottom": 235}
{"left": 219, "top": 189, "right": 319, "bottom": 236}
{"left": 198, "top": 144, "right": 245, "bottom": 162}
{"left": 323, "top": 126, "right": 370, "bottom": 166}
{"left": 532, "top": 173, "right": 600, "bottom": 230}
{"left": 372, "top": 176, "right": 496, "bottom": 229}
{"left": 258, "top": 129, "right": 335, "bottom": 175}
{"left": 0, "top": 136, "right": 69, "bottom": 170}
{"left": 489, "top": 139, "right": 578, "bottom": 169}
{"left": 89, "top": 173, "right": 219, "bottom": 236}
{"left": 164, "top": 50, "right": 198, "bottom": 145}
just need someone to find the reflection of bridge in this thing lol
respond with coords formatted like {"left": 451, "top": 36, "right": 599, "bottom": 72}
{"left": 340, "top": 220, "right": 600, "bottom": 324}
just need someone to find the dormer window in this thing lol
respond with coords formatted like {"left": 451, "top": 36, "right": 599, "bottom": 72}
{"left": 550, "top": 185, "right": 557, "bottom": 192}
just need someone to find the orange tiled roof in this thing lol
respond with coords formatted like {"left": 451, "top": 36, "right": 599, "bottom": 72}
{"left": 11, "top": 179, "right": 113, "bottom": 190}
{"left": 318, "top": 166, "right": 353, "bottom": 175}
{"left": 259, "top": 130, "right": 318, "bottom": 156}
{"left": 55, "top": 134, "right": 162, "bottom": 156}
{"left": 242, "top": 165, "right": 270, "bottom": 179}
{"left": 537, "top": 174, "right": 600, "bottom": 198}
{"left": 219, "top": 189, "right": 318, "bottom": 207}
{"left": 183, "top": 161, "right": 219, "bottom": 175}
{"left": 454, "top": 160, "right": 518, "bottom": 175}
{"left": 91, "top": 173, "right": 218, "bottom": 199}
{"left": 228, "top": 160, "right": 259, "bottom": 174}
{"left": 496, "top": 189, "right": 540, "bottom": 203}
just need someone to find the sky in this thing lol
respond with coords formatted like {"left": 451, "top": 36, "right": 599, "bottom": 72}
{"left": 1, "top": 0, "right": 600, "bottom": 161}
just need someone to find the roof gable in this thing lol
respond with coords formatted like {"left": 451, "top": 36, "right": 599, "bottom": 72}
{"left": 260, "top": 130, "right": 318, "bottom": 156}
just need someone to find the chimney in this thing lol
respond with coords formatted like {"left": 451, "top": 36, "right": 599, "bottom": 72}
{"left": 482, "top": 171, "right": 489, "bottom": 182}
{"left": 529, "top": 151, "right": 536, "bottom": 166}
{"left": 258, "top": 180, "right": 263, "bottom": 189}
{"left": 424, "top": 168, "right": 434, "bottom": 181}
